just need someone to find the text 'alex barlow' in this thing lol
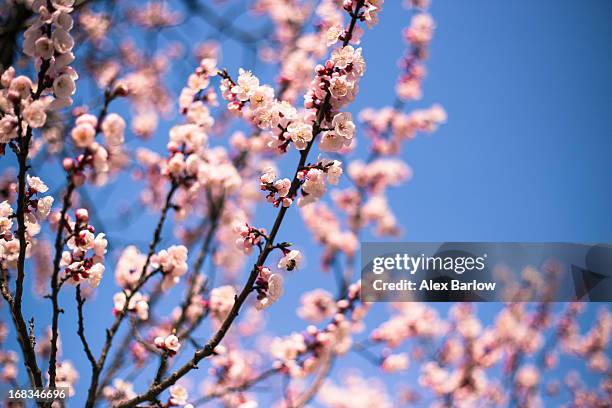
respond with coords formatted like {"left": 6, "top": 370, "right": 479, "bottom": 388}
{"left": 372, "top": 279, "right": 497, "bottom": 292}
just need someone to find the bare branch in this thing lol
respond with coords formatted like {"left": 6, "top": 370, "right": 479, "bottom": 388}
{"left": 76, "top": 284, "right": 97, "bottom": 368}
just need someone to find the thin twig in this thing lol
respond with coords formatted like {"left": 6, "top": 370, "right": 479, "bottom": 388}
{"left": 85, "top": 182, "right": 179, "bottom": 408}
{"left": 76, "top": 284, "right": 97, "bottom": 368}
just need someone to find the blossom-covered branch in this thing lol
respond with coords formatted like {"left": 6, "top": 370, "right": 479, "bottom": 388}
{"left": 1, "top": 2, "right": 610, "bottom": 408}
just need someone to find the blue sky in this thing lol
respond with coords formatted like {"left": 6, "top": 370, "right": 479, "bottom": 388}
{"left": 2, "top": 0, "right": 612, "bottom": 406}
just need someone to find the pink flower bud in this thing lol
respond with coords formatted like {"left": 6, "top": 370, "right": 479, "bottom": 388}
{"left": 112, "top": 82, "right": 129, "bottom": 97}
{"left": 76, "top": 208, "right": 89, "bottom": 222}
{"left": 63, "top": 158, "right": 74, "bottom": 171}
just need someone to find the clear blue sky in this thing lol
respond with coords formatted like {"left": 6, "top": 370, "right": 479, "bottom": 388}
{"left": 2, "top": 0, "right": 611, "bottom": 406}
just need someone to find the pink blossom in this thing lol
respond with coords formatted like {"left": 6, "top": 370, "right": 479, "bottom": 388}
{"left": 232, "top": 69, "right": 260, "bottom": 101}
{"left": 26, "top": 175, "right": 49, "bottom": 193}
{"left": 71, "top": 122, "right": 96, "bottom": 148}
{"left": 152, "top": 245, "right": 189, "bottom": 290}
{"left": 332, "top": 112, "right": 356, "bottom": 139}
{"left": 273, "top": 178, "right": 291, "bottom": 198}
{"left": 382, "top": 353, "right": 409, "bottom": 372}
{"left": 101, "top": 113, "right": 126, "bottom": 146}
{"left": 330, "top": 46, "right": 356, "bottom": 69}
{"left": 154, "top": 334, "right": 181, "bottom": 355}
{"left": 23, "top": 100, "right": 48, "bottom": 128}
{"left": 169, "top": 385, "right": 189, "bottom": 406}
{"left": 297, "top": 289, "right": 336, "bottom": 322}
{"left": 53, "top": 73, "right": 76, "bottom": 99}
{"left": 9, "top": 75, "right": 32, "bottom": 99}
{"left": 516, "top": 364, "right": 540, "bottom": 389}
{"left": 287, "top": 121, "right": 313, "bottom": 150}
{"left": 209, "top": 285, "right": 236, "bottom": 321}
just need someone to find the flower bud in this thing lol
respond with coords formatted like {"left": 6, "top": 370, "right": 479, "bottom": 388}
{"left": 76, "top": 208, "right": 89, "bottom": 222}
{"left": 63, "top": 158, "right": 74, "bottom": 171}
{"left": 112, "top": 82, "right": 129, "bottom": 97}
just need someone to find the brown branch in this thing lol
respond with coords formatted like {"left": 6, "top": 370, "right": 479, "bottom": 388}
{"left": 172, "top": 190, "right": 224, "bottom": 334}
{"left": 152, "top": 352, "right": 170, "bottom": 386}
{"left": 48, "top": 178, "right": 75, "bottom": 388}
{"left": 193, "top": 366, "right": 282, "bottom": 406}
{"left": 111, "top": 16, "right": 308, "bottom": 384}
{"left": 292, "top": 355, "right": 334, "bottom": 408}
{"left": 95, "top": 283, "right": 164, "bottom": 398}
{"left": 4, "top": 45, "right": 55, "bottom": 399}
{"left": 114, "top": 2, "right": 367, "bottom": 406}
{"left": 76, "top": 284, "right": 97, "bottom": 368}
{"left": 49, "top": 88, "right": 118, "bottom": 389}
{"left": 85, "top": 181, "right": 179, "bottom": 408}
{"left": 0, "top": 267, "right": 14, "bottom": 304}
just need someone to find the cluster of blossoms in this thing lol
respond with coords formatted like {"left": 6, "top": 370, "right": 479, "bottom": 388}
{"left": 306, "top": 47, "right": 363, "bottom": 153}
{"left": 319, "top": 373, "right": 394, "bottom": 408}
{"left": 259, "top": 167, "right": 292, "bottom": 207}
{"left": 253, "top": 266, "right": 284, "bottom": 310}
{"left": 259, "top": 5, "right": 315, "bottom": 103}
{"left": 24, "top": 0, "right": 78, "bottom": 104}
{"left": 259, "top": 158, "right": 343, "bottom": 208}
{"left": 381, "top": 352, "right": 410, "bottom": 373}
{"left": 0, "top": 0, "right": 77, "bottom": 147}
{"left": 66, "top": 103, "right": 128, "bottom": 185}
{"left": 184, "top": 148, "right": 242, "bottom": 212}
{"left": 0, "top": 176, "right": 53, "bottom": 267}
{"left": 151, "top": 244, "right": 189, "bottom": 291}
{"left": 301, "top": 203, "right": 358, "bottom": 266}
{"left": 78, "top": 10, "right": 111, "bottom": 47}
{"left": 209, "top": 285, "right": 237, "bottom": 323}
{"left": 53, "top": 360, "right": 79, "bottom": 397}
{"left": 136, "top": 57, "right": 220, "bottom": 214}
{"left": 221, "top": 69, "right": 307, "bottom": 154}
{"left": 559, "top": 305, "right": 611, "bottom": 373}
{"left": 330, "top": 187, "right": 400, "bottom": 235}
{"left": 168, "top": 384, "right": 192, "bottom": 407}
{"left": 348, "top": 159, "right": 411, "bottom": 193}
{"left": 371, "top": 303, "right": 447, "bottom": 347}
{"left": 102, "top": 378, "right": 137, "bottom": 405}
{"left": 0, "top": 325, "right": 17, "bottom": 383}
{"left": 163, "top": 122, "right": 210, "bottom": 180}
{"left": 359, "top": 104, "right": 446, "bottom": 155}
{"left": 154, "top": 333, "right": 181, "bottom": 356}
{"left": 296, "top": 158, "right": 343, "bottom": 206}
{"left": 396, "top": 2, "right": 436, "bottom": 101}
{"left": 203, "top": 346, "right": 259, "bottom": 407}
{"left": 113, "top": 290, "right": 149, "bottom": 321}
{"left": 234, "top": 223, "right": 267, "bottom": 255}
{"left": 270, "top": 282, "right": 366, "bottom": 377}
{"left": 60, "top": 208, "right": 107, "bottom": 287}
{"left": 0, "top": 70, "right": 44, "bottom": 145}
{"left": 297, "top": 289, "right": 337, "bottom": 322}
{"left": 128, "top": 2, "right": 182, "bottom": 29}
{"left": 114, "top": 245, "right": 147, "bottom": 289}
